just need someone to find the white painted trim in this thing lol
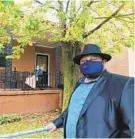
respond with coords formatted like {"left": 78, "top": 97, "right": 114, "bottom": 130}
{"left": 13, "top": 38, "right": 54, "bottom": 48}
{"left": 35, "top": 44, "right": 54, "bottom": 48}
{"left": 35, "top": 53, "right": 50, "bottom": 86}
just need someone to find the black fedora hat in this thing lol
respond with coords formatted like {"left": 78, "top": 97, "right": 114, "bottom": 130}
{"left": 73, "top": 44, "right": 111, "bottom": 65}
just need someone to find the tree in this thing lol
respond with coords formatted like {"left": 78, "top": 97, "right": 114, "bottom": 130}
{"left": 0, "top": 0, "right": 134, "bottom": 110}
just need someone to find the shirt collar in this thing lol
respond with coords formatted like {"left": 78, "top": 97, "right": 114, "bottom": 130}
{"left": 79, "top": 76, "right": 100, "bottom": 84}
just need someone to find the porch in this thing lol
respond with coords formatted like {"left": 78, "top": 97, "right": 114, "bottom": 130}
{"left": 0, "top": 69, "right": 63, "bottom": 114}
{"left": 0, "top": 69, "right": 63, "bottom": 90}
{"left": 0, "top": 38, "right": 64, "bottom": 114}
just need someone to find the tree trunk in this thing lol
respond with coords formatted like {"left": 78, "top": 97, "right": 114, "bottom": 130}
{"left": 61, "top": 41, "right": 81, "bottom": 111}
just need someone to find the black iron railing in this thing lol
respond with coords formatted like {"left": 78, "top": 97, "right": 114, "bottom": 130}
{"left": 0, "top": 70, "right": 63, "bottom": 90}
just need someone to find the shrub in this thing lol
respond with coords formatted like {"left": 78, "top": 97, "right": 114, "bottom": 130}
{"left": 0, "top": 114, "right": 21, "bottom": 125}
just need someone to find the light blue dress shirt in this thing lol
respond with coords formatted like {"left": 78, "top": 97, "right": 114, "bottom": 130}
{"left": 66, "top": 77, "right": 99, "bottom": 138}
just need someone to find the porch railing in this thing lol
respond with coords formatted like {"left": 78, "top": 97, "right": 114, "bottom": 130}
{"left": 0, "top": 70, "right": 63, "bottom": 90}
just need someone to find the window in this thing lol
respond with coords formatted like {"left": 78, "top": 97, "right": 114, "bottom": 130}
{"left": 36, "top": 54, "right": 48, "bottom": 72}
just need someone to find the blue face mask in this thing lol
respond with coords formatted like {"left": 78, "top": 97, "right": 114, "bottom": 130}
{"left": 80, "top": 60, "right": 104, "bottom": 78}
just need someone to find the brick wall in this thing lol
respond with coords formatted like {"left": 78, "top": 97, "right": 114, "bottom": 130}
{"left": 0, "top": 90, "right": 61, "bottom": 114}
{"left": 105, "top": 48, "right": 131, "bottom": 76}
{"left": 12, "top": 46, "right": 35, "bottom": 72}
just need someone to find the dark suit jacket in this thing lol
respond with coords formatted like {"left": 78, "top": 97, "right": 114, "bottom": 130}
{"left": 53, "top": 70, "right": 134, "bottom": 138}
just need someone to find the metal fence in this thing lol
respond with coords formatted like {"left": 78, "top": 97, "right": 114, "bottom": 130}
{"left": 0, "top": 70, "right": 63, "bottom": 90}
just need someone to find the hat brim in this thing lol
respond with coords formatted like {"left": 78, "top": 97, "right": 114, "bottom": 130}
{"left": 73, "top": 53, "right": 111, "bottom": 65}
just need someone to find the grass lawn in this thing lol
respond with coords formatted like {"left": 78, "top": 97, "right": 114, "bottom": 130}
{"left": 0, "top": 111, "right": 63, "bottom": 138}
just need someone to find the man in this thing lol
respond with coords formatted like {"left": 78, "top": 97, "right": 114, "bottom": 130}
{"left": 45, "top": 44, "right": 134, "bottom": 138}
{"left": 33, "top": 65, "right": 43, "bottom": 89}
{"left": 34, "top": 65, "right": 43, "bottom": 77}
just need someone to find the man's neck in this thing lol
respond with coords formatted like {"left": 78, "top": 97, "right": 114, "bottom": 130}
{"left": 85, "top": 77, "right": 96, "bottom": 83}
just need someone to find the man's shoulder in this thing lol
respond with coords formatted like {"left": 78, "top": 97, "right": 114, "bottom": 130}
{"left": 110, "top": 72, "right": 134, "bottom": 83}
{"left": 105, "top": 71, "right": 134, "bottom": 98}
{"left": 111, "top": 72, "right": 133, "bottom": 79}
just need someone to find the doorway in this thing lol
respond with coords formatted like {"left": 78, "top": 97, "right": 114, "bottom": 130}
{"left": 36, "top": 54, "right": 49, "bottom": 87}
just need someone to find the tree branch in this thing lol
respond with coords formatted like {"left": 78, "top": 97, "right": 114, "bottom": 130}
{"left": 94, "top": 13, "right": 134, "bottom": 19}
{"left": 58, "top": 0, "right": 62, "bottom": 7}
{"left": 83, "top": 3, "right": 125, "bottom": 38}
{"left": 62, "top": 0, "right": 70, "bottom": 37}
{"left": 57, "top": 1, "right": 67, "bottom": 37}
{"left": 116, "top": 17, "right": 135, "bottom": 23}
{"left": 66, "top": 0, "right": 70, "bottom": 12}
{"left": 69, "top": 0, "right": 99, "bottom": 23}
{"left": 49, "top": 6, "right": 59, "bottom": 12}
{"left": 87, "top": 0, "right": 99, "bottom": 7}
{"left": 71, "top": 0, "right": 99, "bottom": 27}
{"left": 34, "top": 0, "right": 59, "bottom": 11}
{"left": 34, "top": 0, "right": 43, "bottom": 6}
{"left": 76, "top": 0, "right": 99, "bottom": 17}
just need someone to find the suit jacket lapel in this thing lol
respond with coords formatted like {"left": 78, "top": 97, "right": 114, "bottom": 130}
{"left": 79, "top": 70, "right": 111, "bottom": 119}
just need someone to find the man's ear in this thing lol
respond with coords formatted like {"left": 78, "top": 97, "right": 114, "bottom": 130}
{"left": 103, "top": 59, "right": 107, "bottom": 64}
